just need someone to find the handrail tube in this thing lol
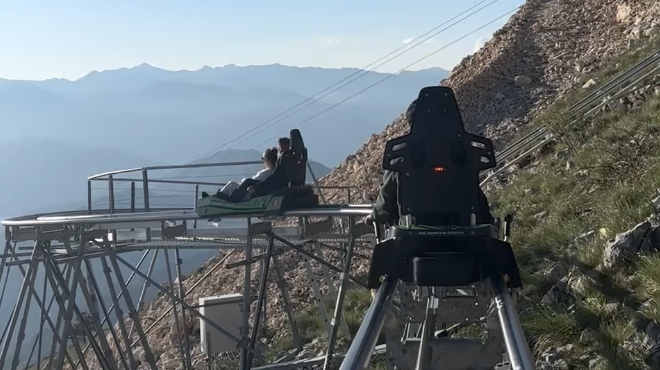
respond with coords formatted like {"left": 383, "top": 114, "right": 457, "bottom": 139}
{"left": 144, "top": 160, "right": 263, "bottom": 172}
{"left": 339, "top": 275, "right": 398, "bottom": 370}
{"left": 491, "top": 276, "right": 535, "bottom": 370}
{"left": 87, "top": 160, "right": 263, "bottom": 180}
{"left": 92, "top": 177, "right": 229, "bottom": 187}
{"left": 1, "top": 206, "right": 374, "bottom": 226}
{"left": 2, "top": 204, "right": 372, "bottom": 224}
{"left": 91, "top": 176, "right": 358, "bottom": 189}
{"left": 88, "top": 167, "right": 146, "bottom": 180}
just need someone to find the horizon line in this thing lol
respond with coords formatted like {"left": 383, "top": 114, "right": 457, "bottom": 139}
{"left": 0, "top": 62, "right": 450, "bottom": 83}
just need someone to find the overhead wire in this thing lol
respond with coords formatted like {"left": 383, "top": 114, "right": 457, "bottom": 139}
{"left": 92, "top": 3, "right": 518, "bottom": 205}
{"left": 186, "top": 0, "right": 501, "bottom": 161}
{"left": 120, "top": 0, "right": 505, "bottom": 205}
{"left": 251, "top": 5, "right": 521, "bottom": 148}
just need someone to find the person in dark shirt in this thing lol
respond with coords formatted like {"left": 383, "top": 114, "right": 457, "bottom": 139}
{"left": 211, "top": 148, "right": 278, "bottom": 197}
{"left": 229, "top": 137, "right": 293, "bottom": 201}
{"left": 366, "top": 99, "right": 494, "bottom": 227}
{"left": 251, "top": 137, "right": 293, "bottom": 197}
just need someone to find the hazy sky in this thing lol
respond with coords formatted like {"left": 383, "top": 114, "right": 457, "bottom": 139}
{"left": 0, "top": 0, "right": 525, "bottom": 81}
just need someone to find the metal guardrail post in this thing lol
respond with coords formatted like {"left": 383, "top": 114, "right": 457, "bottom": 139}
{"left": 142, "top": 169, "right": 151, "bottom": 241}
{"left": 108, "top": 175, "right": 118, "bottom": 242}
{"left": 193, "top": 184, "right": 199, "bottom": 229}
{"left": 130, "top": 181, "right": 136, "bottom": 231}
{"left": 130, "top": 181, "right": 136, "bottom": 213}
{"left": 87, "top": 180, "right": 92, "bottom": 215}
{"left": 108, "top": 175, "right": 115, "bottom": 215}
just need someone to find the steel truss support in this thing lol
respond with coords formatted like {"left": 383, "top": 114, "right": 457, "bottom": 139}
{"left": 340, "top": 276, "right": 535, "bottom": 370}
{"left": 0, "top": 212, "right": 376, "bottom": 370}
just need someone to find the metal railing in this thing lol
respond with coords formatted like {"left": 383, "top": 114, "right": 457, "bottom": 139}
{"left": 86, "top": 160, "right": 359, "bottom": 218}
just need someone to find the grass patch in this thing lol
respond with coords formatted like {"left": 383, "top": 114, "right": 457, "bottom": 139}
{"left": 522, "top": 305, "right": 582, "bottom": 354}
{"left": 492, "top": 94, "right": 660, "bottom": 368}
{"left": 259, "top": 36, "right": 660, "bottom": 369}
{"left": 261, "top": 286, "right": 374, "bottom": 362}
{"left": 489, "top": 41, "right": 660, "bottom": 367}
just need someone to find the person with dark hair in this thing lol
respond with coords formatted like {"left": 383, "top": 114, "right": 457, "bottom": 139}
{"left": 365, "top": 99, "right": 494, "bottom": 227}
{"left": 202, "top": 147, "right": 278, "bottom": 199}
{"left": 277, "top": 137, "right": 291, "bottom": 152}
{"left": 226, "top": 137, "right": 294, "bottom": 202}
{"left": 251, "top": 148, "right": 279, "bottom": 182}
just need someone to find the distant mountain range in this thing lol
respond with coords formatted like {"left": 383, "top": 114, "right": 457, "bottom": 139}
{"left": 0, "top": 63, "right": 448, "bottom": 166}
{"left": 0, "top": 63, "right": 448, "bottom": 218}
{"left": 93, "top": 148, "right": 333, "bottom": 210}
{"left": 0, "top": 63, "right": 449, "bottom": 368}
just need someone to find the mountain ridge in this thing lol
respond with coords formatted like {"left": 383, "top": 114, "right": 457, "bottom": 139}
{"left": 0, "top": 64, "right": 449, "bottom": 166}
{"left": 1, "top": 58, "right": 449, "bottom": 370}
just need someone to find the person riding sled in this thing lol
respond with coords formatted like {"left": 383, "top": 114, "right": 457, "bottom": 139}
{"left": 202, "top": 136, "right": 295, "bottom": 203}
{"left": 366, "top": 98, "right": 494, "bottom": 227}
{"left": 227, "top": 136, "right": 294, "bottom": 202}
{"left": 364, "top": 97, "right": 494, "bottom": 300}
{"left": 207, "top": 147, "right": 278, "bottom": 199}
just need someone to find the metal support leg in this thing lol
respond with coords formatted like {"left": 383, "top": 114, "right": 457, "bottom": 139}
{"left": 77, "top": 257, "right": 124, "bottom": 370}
{"left": 246, "top": 235, "right": 275, "bottom": 368}
{"left": 240, "top": 217, "right": 254, "bottom": 370}
{"left": 272, "top": 254, "right": 303, "bottom": 350}
{"left": 98, "top": 237, "right": 158, "bottom": 370}
{"left": 174, "top": 246, "right": 193, "bottom": 370}
{"left": 10, "top": 261, "right": 39, "bottom": 370}
{"left": 0, "top": 240, "right": 11, "bottom": 319}
{"left": 6, "top": 244, "right": 76, "bottom": 370}
{"left": 129, "top": 249, "right": 237, "bottom": 349}
{"left": 79, "top": 249, "right": 154, "bottom": 368}
{"left": 45, "top": 237, "right": 105, "bottom": 370}
{"left": 0, "top": 242, "right": 40, "bottom": 369}
{"left": 313, "top": 241, "right": 350, "bottom": 336}
{"left": 268, "top": 234, "right": 366, "bottom": 288}
{"left": 302, "top": 252, "right": 332, "bottom": 336}
{"left": 32, "top": 261, "right": 52, "bottom": 370}
{"left": 53, "top": 237, "right": 89, "bottom": 370}
{"left": 129, "top": 249, "right": 160, "bottom": 339}
{"left": 99, "top": 256, "right": 140, "bottom": 370}
{"left": 113, "top": 254, "right": 267, "bottom": 362}
{"left": 491, "top": 278, "right": 535, "bottom": 370}
{"left": 162, "top": 247, "right": 188, "bottom": 370}
{"left": 323, "top": 215, "right": 357, "bottom": 370}
{"left": 340, "top": 275, "right": 398, "bottom": 370}
{"left": 415, "top": 289, "right": 438, "bottom": 370}
{"left": 41, "top": 244, "right": 108, "bottom": 370}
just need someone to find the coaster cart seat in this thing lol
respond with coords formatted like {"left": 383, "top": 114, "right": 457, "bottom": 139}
{"left": 195, "top": 129, "right": 319, "bottom": 218}
{"left": 365, "top": 86, "right": 522, "bottom": 291}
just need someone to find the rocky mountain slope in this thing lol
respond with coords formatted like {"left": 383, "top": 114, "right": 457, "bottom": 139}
{"left": 57, "top": 1, "right": 660, "bottom": 369}
{"left": 320, "top": 0, "right": 660, "bottom": 204}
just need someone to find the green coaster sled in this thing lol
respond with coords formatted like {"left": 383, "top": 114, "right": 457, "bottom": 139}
{"left": 196, "top": 128, "right": 319, "bottom": 219}
{"left": 195, "top": 187, "right": 319, "bottom": 218}
{"left": 196, "top": 194, "right": 285, "bottom": 217}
